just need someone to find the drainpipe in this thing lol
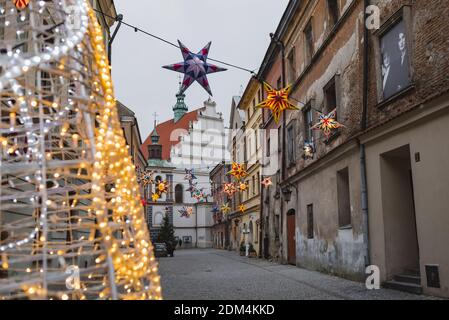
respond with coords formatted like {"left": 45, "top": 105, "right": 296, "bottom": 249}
{"left": 360, "top": 0, "right": 371, "bottom": 267}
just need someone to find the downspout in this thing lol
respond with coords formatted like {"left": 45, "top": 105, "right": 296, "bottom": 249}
{"left": 360, "top": 0, "right": 371, "bottom": 268}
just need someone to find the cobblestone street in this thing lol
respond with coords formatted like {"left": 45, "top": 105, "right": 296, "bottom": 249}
{"left": 158, "top": 249, "right": 435, "bottom": 300}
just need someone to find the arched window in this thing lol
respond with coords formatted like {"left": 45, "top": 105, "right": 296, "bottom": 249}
{"left": 175, "top": 184, "right": 183, "bottom": 203}
{"left": 154, "top": 212, "right": 164, "bottom": 226}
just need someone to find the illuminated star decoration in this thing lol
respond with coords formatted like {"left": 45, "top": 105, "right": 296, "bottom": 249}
{"left": 239, "top": 204, "right": 246, "bottom": 213}
{"left": 221, "top": 202, "right": 231, "bottom": 214}
{"left": 137, "top": 169, "right": 154, "bottom": 186}
{"left": 311, "top": 108, "right": 344, "bottom": 139}
{"left": 261, "top": 177, "right": 272, "bottom": 188}
{"left": 151, "top": 193, "right": 160, "bottom": 202}
{"left": 162, "top": 40, "right": 227, "bottom": 96}
{"left": 303, "top": 141, "right": 315, "bottom": 159}
{"left": 187, "top": 182, "right": 198, "bottom": 194}
{"left": 238, "top": 181, "right": 249, "bottom": 192}
{"left": 228, "top": 163, "right": 248, "bottom": 181}
{"left": 223, "top": 183, "right": 237, "bottom": 197}
{"left": 179, "top": 207, "right": 193, "bottom": 218}
{"left": 255, "top": 82, "right": 299, "bottom": 124}
{"left": 184, "top": 168, "right": 197, "bottom": 182}
{"left": 156, "top": 180, "right": 169, "bottom": 194}
{"left": 13, "top": 0, "right": 30, "bottom": 10}
{"left": 192, "top": 189, "right": 206, "bottom": 202}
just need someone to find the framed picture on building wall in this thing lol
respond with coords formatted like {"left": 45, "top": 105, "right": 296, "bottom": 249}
{"left": 379, "top": 19, "right": 411, "bottom": 99}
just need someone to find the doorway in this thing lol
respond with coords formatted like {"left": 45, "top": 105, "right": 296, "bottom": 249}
{"left": 380, "top": 145, "right": 420, "bottom": 278}
{"left": 287, "top": 209, "right": 296, "bottom": 265}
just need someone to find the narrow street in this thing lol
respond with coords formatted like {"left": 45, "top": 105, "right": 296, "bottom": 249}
{"left": 158, "top": 249, "right": 434, "bottom": 300}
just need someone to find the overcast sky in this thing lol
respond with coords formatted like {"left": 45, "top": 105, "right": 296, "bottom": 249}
{"left": 112, "top": 0, "right": 289, "bottom": 139}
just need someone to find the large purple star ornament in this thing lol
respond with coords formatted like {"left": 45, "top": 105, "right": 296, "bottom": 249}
{"left": 162, "top": 40, "right": 227, "bottom": 96}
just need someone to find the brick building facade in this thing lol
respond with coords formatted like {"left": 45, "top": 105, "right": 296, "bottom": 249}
{"left": 252, "top": 0, "right": 449, "bottom": 297}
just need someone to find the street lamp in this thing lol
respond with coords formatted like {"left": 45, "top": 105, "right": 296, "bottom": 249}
{"left": 281, "top": 186, "right": 293, "bottom": 203}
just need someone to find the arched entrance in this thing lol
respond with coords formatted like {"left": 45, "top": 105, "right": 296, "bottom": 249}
{"left": 287, "top": 209, "right": 296, "bottom": 265}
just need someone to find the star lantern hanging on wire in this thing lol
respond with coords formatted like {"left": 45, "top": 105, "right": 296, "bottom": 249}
{"left": 238, "top": 181, "right": 249, "bottom": 192}
{"left": 261, "top": 177, "right": 272, "bottom": 188}
{"left": 13, "top": 0, "right": 30, "bottom": 10}
{"left": 192, "top": 189, "right": 206, "bottom": 202}
{"left": 223, "top": 183, "right": 237, "bottom": 197}
{"left": 221, "top": 202, "right": 231, "bottom": 214}
{"left": 239, "top": 204, "right": 246, "bottom": 213}
{"left": 255, "top": 82, "right": 299, "bottom": 124}
{"left": 151, "top": 193, "right": 160, "bottom": 202}
{"left": 211, "top": 207, "right": 220, "bottom": 215}
{"left": 156, "top": 180, "right": 169, "bottom": 194}
{"left": 162, "top": 40, "right": 227, "bottom": 96}
{"left": 179, "top": 207, "right": 193, "bottom": 218}
{"left": 184, "top": 168, "right": 197, "bottom": 182}
{"left": 311, "top": 108, "right": 344, "bottom": 139}
{"left": 228, "top": 162, "right": 248, "bottom": 181}
{"left": 303, "top": 141, "right": 315, "bottom": 159}
{"left": 138, "top": 169, "right": 154, "bottom": 186}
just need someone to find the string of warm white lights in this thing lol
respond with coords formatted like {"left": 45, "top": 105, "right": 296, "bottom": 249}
{"left": 0, "top": 0, "right": 161, "bottom": 300}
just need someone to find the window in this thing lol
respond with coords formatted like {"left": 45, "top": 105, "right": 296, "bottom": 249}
{"left": 303, "top": 104, "right": 313, "bottom": 142}
{"left": 154, "top": 212, "right": 164, "bottom": 226}
{"left": 266, "top": 138, "right": 271, "bottom": 157}
{"left": 277, "top": 76, "right": 282, "bottom": 90}
{"left": 304, "top": 20, "right": 314, "bottom": 63}
{"left": 287, "top": 123, "right": 295, "bottom": 166}
{"left": 307, "top": 204, "right": 314, "bottom": 239}
{"left": 287, "top": 48, "right": 296, "bottom": 84}
{"left": 380, "top": 19, "right": 411, "bottom": 100}
{"left": 337, "top": 168, "right": 351, "bottom": 228}
{"left": 175, "top": 184, "right": 183, "bottom": 203}
{"left": 252, "top": 176, "right": 255, "bottom": 195}
{"left": 327, "top": 0, "right": 340, "bottom": 27}
{"left": 182, "top": 236, "right": 192, "bottom": 244}
{"left": 324, "top": 77, "right": 337, "bottom": 113}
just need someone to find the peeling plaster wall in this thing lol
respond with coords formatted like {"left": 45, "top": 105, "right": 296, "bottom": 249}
{"left": 294, "top": 147, "right": 365, "bottom": 280}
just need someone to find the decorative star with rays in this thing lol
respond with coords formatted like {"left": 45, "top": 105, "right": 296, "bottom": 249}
{"left": 228, "top": 162, "right": 248, "bottom": 181}
{"left": 179, "top": 207, "right": 193, "bottom": 218}
{"left": 223, "top": 183, "right": 237, "bottom": 197}
{"left": 221, "top": 202, "right": 231, "bottom": 214}
{"left": 14, "top": 0, "right": 30, "bottom": 10}
{"left": 239, "top": 204, "right": 246, "bottom": 213}
{"left": 184, "top": 168, "right": 197, "bottom": 182}
{"left": 211, "top": 207, "right": 220, "bottom": 215}
{"left": 162, "top": 40, "right": 227, "bottom": 96}
{"left": 156, "top": 180, "right": 169, "bottom": 194}
{"left": 151, "top": 193, "right": 160, "bottom": 202}
{"left": 261, "top": 177, "right": 273, "bottom": 188}
{"left": 255, "top": 82, "right": 300, "bottom": 124}
{"left": 237, "top": 181, "right": 249, "bottom": 192}
{"left": 311, "top": 108, "right": 344, "bottom": 138}
{"left": 138, "top": 169, "right": 154, "bottom": 186}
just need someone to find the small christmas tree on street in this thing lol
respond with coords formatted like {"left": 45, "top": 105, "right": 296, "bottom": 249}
{"left": 157, "top": 215, "right": 176, "bottom": 245}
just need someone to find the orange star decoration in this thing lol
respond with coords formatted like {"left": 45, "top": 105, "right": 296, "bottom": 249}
{"left": 151, "top": 193, "right": 160, "bottom": 202}
{"left": 223, "top": 183, "right": 236, "bottom": 196}
{"left": 13, "top": 0, "right": 30, "bottom": 10}
{"left": 221, "top": 202, "right": 231, "bottom": 214}
{"left": 311, "top": 108, "right": 344, "bottom": 138}
{"left": 156, "top": 180, "right": 169, "bottom": 194}
{"left": 255, "top": 82, "right": 299, "bottom": 124}
{"left": 238, "top": 181, "right": 249, "bottom": 192}
{"left": 239, "top": 204, "right": 246, "bottom": 213}
{"left": 228, "top": 162, "right": 248, "bottom": 181}
{"left": 261, "top": 177, "right": 272, "bottom": 188}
